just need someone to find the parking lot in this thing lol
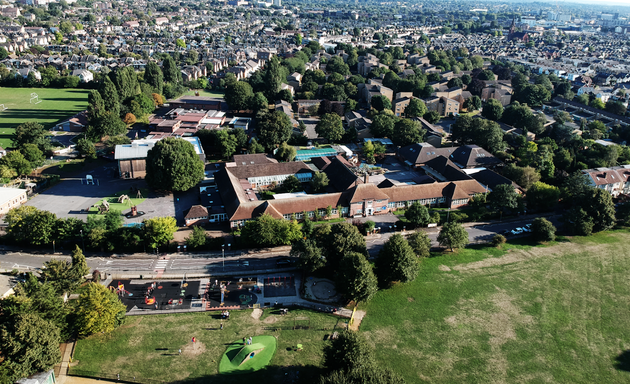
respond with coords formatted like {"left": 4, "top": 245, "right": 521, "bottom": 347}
{"left": 26, "top": 164, "right": 197, "bottom": 225}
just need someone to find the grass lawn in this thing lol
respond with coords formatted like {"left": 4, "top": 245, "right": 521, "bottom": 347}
{"left": 362, "top": 229, "right": 630, "bottom": 383}
{"left": 87, "top": 189, "right": 148, "bottom": 216}
{"left": 183, "top": 89, "right": 225, "bottom": 98}
{"left": 0, "top": 87, "right": 89, "bottom": 149}
{"left": 71, "top": 309, "right": 345, "bottom": 383}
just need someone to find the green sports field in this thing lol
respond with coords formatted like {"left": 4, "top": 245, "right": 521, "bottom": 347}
{"left": 363, "top": 230, "right": 630, "bottom": 384}
{"left": 0, "top": 87, "right": 89, "bottom": 149}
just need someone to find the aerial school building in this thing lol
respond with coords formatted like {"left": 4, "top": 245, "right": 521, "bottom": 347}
{"left": 210, "top": 154, "right": 487, "bottom": 229}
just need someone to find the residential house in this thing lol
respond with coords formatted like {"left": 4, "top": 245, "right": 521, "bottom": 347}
{"left": 71, "top": 69, "right": 93, "bottom": 83}
{"left": 582, "top": 165, "right": 630, "bottom": 197}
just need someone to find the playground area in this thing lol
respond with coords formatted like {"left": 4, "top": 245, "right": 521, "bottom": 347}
{"left": 70, "top": 309, "right": 346, "bottom": 383}
{"left": 109, "top": 279, "right": 201, "bottom": 311}
{"left": 205, "top": 277, "right": 260, "bottom": 310}
{"left": 263, "top": 275, "right": 297, "bottom": 297}
{"left": 25, "top": 167, "right": 180, "bottom": 223}
{"left": 0, "top": 87, "right": 89, "bottom": 149}
{"left": 87, "top": 187, "right": 148, "bottom": 218}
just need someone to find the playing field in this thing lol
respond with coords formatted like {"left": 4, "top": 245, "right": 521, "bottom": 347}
{"left": 0, "top": 87, "right": 89, "bottom": 149}
{"left": 70, "top": 308, "right": 345, "bottom": 383}
{"left": 362, "top": 230, "right": 630, "bottom": 384}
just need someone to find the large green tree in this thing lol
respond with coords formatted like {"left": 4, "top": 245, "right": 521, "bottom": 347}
{"left": 291, "top": 238, "right": 325, "bottom": 272}
{"left": 162, "top": 55, "right": 181, "bottom": 84}
{"left": 488, "top": 184, "right": 519, "bottom": 212}
{"left": 392, "top": 119, "right": 425, "bottom": 147}
{"left": 406, "top": 231, "right": 431, "bottom": 258}
{"left": 75, "top": 283, "right": 126, "bottom": 337}
{"left": 262, "top": 57, "right": 283, "bottom": 101}
{"left": 316, "top": 113, "right": 345, "bottom": 143}
{"left": 323, "top": 330, "right": 375, "bottom": 372}
{"left": 337, "top": 252, "right": 378, "bottom": 304}
{"left": 240, "top": 214, "right": 302, "bottom": 247}
{"left": 225, "top": 81, "right": 254, "bottom": 111}
{"left": 145, "top": 137, "right": 205, "bottom": 191}
{"left": 404, "top": 202, "right": 430, "bottom": 227}
{"left": 111, "top": 66, "right": 139, "bottom": 101}
{"left": 324, "top": 222, "right": 367, "bottom": 268}
{"left": 370, "top": 114, "right": 396, "bottom": 138}
{"left": 12, "top": 121, "right": 51, "bottom": 153}
{"left": 0, "top": 313, "right": 61, "bottom": 382}
{"left": 482, "top": 98, "right": 504, "bottom": 121}
{"left": 144, "top": 61, "right": 164, "bottom": 95}
{"left": 376, "top": 234, "right": 419, "bottom": 284}
{"left": 143, "top": 216, "right": 178, "bottom": 249}
{"left": 405, "top": 98, "right": 427, "bottom": 118}
{"left": 99, "top": 75, "right": 120, "bottom": 117}
{"left": 256, "top": 110, "right": 292, "bottom": 151}
{"left": 370, "top": 95, "right": 392, "bottom": 112}
{"left": 531, "top": 217, "right": 556, "bottom": 242}
{"left": 437, "top": 221, "right": 468, "bottom": 251}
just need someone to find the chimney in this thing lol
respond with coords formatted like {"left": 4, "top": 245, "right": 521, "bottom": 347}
{"left": 364, "top": 172, "right": 369, "bottom": 184}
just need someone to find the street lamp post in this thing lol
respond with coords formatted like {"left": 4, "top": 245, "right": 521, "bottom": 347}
{"left": 222, "top": 244, "right": 225, "bottom": 270}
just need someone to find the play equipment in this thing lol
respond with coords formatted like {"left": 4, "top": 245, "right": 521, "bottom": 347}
{"left": 109, "top": 282, "right": 132, "bottom": 297}
{"left": 117, "top": 194, "right": 131, "bottom": 204}
{"left": 265, "top": 276, "right": 293, "bottom": 287}
{"left": 219, "top": 336, "right": 277, "bottom": 375}
{"left": 98, "top": 200, "right": 110, "bottom": 214}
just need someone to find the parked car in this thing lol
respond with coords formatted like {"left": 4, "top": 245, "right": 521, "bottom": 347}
{"left": 240, "top": 260, "right": 249, "bottom": 267}
{"left": 522, "top": 224, "right": 532, "bottom": 233}
{"left": 276, "top": 257, "right": 293, "bottom": 266}
{"left": 510, "top": 228, "right": 524, "bottom": 235}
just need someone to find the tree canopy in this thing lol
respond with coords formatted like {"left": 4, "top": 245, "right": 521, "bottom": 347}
{"left": 145, "top": 137, "right": 205, "bottom": 191}
{"left": 437, "top": 222, "right": 468, "bottom": 251}
{"left": 75, "top": 283, "right": 126, "bottom": 337}
{"left": 376, "top": 234, "right": 419, "bottom": 284}
{"left": 316, "top": 113, "right": 345, "bottom": 143}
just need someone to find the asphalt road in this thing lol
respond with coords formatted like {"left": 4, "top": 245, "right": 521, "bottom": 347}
{"left": 0, "top": 216, "right": 560, "bottom": 275}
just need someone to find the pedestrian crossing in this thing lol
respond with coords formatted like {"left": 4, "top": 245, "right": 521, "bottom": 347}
{"left": 154, "top": 258, "right": 169, "bottom": 278}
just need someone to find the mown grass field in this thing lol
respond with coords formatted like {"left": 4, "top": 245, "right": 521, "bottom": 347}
{"left": 70, "top": 230, "right": 630, "bottom": 383}
{"left": 362, "top": 230, "right": 630, "bottom": 384}
{"left": 71, "top": 309, "right": 345, "bottom": 383}
{"left": 0, "top": 87, "right": 89, "bottom": 149}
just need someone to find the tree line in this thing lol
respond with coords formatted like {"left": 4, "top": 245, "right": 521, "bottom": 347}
{"left": 4, "top": 205, "right": 178, "bottom": 252}
{"left": 0, "top": 246, "right": 126, "bottom": 382}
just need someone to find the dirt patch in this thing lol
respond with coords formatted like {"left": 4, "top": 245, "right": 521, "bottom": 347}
{"left": 263, "top": 316, "right": 278, "bottom": 324}
{"left": 452, "top": 241, "right": 609, "bottom": 273}
{"left": 407, "top": 297, "right": 415, "bottom": 302}
{"left": 128, "top": 336, "right": 143, "bottom": 347}
{"left": 438, "top": 265, "right": 452, "bottom": 272}
{"left": 183, "top": 341, "right": 206, "bottom": 357}
{"left": 120, "top": 317, "right": 142, "bottom": 329}
{"left": 251, "top": 308, "right": 263, "bottom": 320}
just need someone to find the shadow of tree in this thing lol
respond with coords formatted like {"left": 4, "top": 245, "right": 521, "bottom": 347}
{"left": 176, "top": 364, "right": 324, "bottom": 384}
{"left": 615, "top": 350, "right": 630, "bottom": 372}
